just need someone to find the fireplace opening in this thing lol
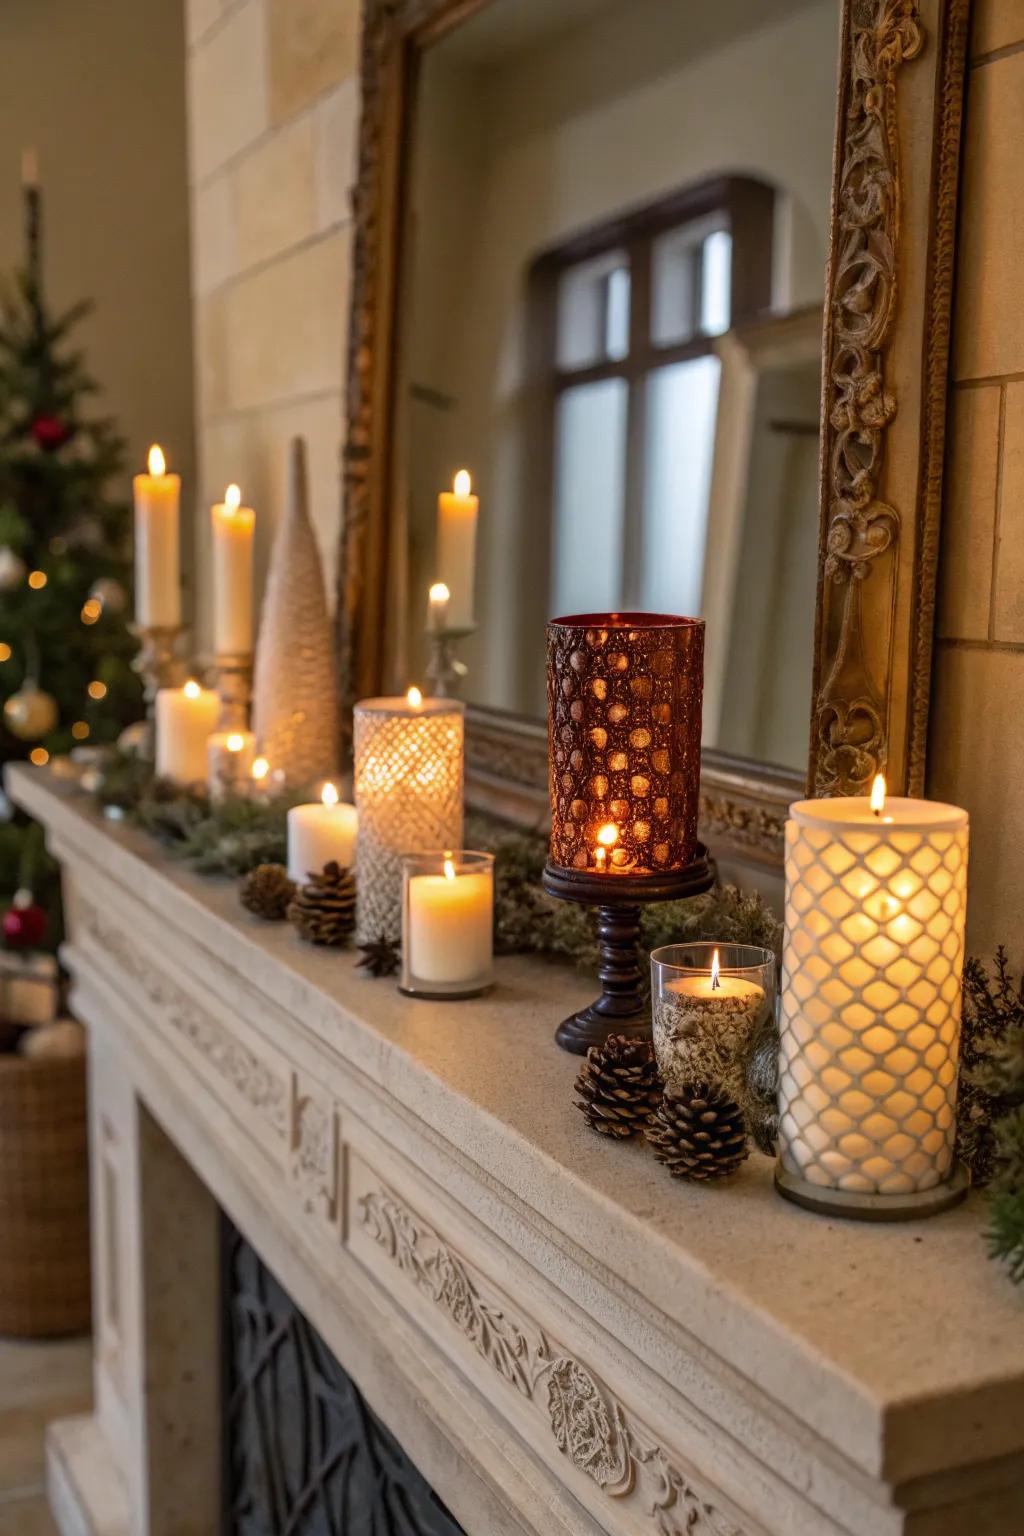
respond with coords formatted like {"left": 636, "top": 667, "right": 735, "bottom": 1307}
{"left": 221, "top": 1216, "right": 467, "bottom": 1535}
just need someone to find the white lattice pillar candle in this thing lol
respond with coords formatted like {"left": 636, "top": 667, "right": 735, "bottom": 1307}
{"left": 354, "top": 692, "right": 464, "bottom": 943}
{"left": 776, "top": 788, "right": 970, "bottom": 1220}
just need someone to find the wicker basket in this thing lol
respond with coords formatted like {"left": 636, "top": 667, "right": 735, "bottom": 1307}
{"left": 0, "top": 1050, "right": 90, "bottom": 1337}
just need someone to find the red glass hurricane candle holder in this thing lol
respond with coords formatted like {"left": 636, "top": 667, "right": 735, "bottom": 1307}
{"left": 543, "top": 613, "right": 713, "bottom": 1054}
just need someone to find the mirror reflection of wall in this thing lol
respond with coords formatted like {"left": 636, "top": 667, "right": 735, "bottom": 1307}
{"left": 397, "top": 0, "right": 838, "bottom": 772}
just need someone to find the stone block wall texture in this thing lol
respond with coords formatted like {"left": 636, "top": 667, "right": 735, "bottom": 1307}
{"left": 929, "top": 0, "right": 1024, "bottom": 967}
{"left": 184, "top": 0, "right": 1023, "bottom": 963}
{"left": 185, "top": 0, "right": 359, "bottom": 650}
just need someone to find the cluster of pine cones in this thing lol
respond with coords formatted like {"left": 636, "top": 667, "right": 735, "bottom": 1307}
{"left": 574, "top": 1035, "right": 749, "bottom": 1181}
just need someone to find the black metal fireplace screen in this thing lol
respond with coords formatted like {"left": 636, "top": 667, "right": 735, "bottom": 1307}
{"left": 221, "top": 1216, "right": 466, "bottom": 1536}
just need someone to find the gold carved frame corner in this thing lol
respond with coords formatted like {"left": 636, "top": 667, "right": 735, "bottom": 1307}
{"left": 810, "top": 0, "right": 970, "bottom": 797}
{"left": 338, "top": 0, "right": 972, "bottom": 867}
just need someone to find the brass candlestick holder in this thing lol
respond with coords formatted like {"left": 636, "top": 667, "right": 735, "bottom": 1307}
{"left": 425, "top": 625, "right": 474, "bottom": 700}
{"left": 124, "top": 623, "right": 188, "bottom": 758}
{"left": 545, "top": 611, "right": 709, "bottom": 1054}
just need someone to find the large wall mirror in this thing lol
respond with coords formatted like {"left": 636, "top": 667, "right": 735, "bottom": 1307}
{"left": 340, "top": 0, "right": 969, "bottom": 880}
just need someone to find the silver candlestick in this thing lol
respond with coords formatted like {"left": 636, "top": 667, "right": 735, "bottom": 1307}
{"left": 425, "top": 625, "right": 474, "bottom": 700}
{"left": 124, "top": 623, "right": 188, "bottom": 758}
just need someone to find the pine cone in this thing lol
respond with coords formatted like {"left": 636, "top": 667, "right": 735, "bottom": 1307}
{"left": 575, "top": 1035, "right": 662, "bottom": 1138}
{"left": 287, "top": 862, "right": 356, "bottom": 945}
{"left": 357, "top": 933, "right": 401, "bottom": 977}
{"left": 240, "top": 863, "right": 296, "bottom": 921}
{"left": 646, "top": 1082, "right": 748, "bottom": 1180}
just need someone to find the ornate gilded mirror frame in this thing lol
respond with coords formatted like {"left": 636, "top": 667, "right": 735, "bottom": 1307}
{"left": 337, "top": 0, "right": 970, "bottom": 871}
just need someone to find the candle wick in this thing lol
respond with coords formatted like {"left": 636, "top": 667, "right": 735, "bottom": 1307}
{"left": 712, "top": 972, "right": 720, "bottom": 991}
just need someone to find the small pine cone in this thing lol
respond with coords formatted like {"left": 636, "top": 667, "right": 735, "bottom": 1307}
{"left": 356, "top": 933, "right": 401, "bottom": 977}
{"left": 646, "top": 1082, "right": 748, "bottom": 1180}
{"left": 575, "top": 1035, "right": 662, "bottom": 1138}
{"left": 287, "top": 861, "right": 356, "bottom": 946}
{"left": 240, "top": 863, "right": 296, "bottom": 921}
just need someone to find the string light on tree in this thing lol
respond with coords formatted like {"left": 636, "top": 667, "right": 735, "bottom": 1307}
{"left": 80, "top": 598, "right": 102, "bottom": 625}
{"left": 87, "top": 680, "right": 106, "bottom": 700}
{"left": 27, "top": 569, "right": 47, "bottom": 590}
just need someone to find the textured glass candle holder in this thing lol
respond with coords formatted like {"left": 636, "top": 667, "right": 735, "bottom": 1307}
{"left": 354, "top": 696, "right": 464, "bottom": 944}
{"left": 543, "top": 613, "right": 712, "bottom": 1054}
{"left": 401, "top": 851, "right": 494, "bottom": 1000}
{"left": 776, "top": 796, "right": 970, "bottom": 1221}
{"left": 651, "top": 943, "right": 775, "bottom": 1105}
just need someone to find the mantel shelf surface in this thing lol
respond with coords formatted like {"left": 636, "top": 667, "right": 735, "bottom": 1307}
{"left": 10, "top": 764, "right": 1024, "bottom": 1536}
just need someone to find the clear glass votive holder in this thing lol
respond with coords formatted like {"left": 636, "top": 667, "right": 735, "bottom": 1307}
{"left": 650, "top": 942, "right": 776, "bottom": 1102}
{"left": 401, "top": 851, "right": 494, "bottom": 1000}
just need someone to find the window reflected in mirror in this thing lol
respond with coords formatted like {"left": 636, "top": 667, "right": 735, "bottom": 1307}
{"left": 397, "top": 0, "right": 839, "bottom": 773}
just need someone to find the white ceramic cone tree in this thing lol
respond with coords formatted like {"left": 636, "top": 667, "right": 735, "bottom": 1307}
{"left": 252, "top": 437, "right": 339, "bottom": 787}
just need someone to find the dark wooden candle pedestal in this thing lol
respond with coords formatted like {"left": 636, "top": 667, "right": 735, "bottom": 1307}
{"left": 542, "top": 854, "right": 713, "bottom": 1054}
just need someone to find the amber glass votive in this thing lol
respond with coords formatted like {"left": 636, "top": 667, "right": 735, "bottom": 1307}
{"left": 546, "top": 613, "right": 704, "bottom": 875}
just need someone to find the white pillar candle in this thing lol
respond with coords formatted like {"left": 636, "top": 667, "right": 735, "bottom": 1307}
{"left": 155, "top": 679, "right": 219, "bottom": 785}
{"left": 405, "top": 855, "right": 493, "bottom": 992}
{"left": 134, "top": 444, "right": 181, "bottom": 628}
{"left": 354, "top": 689, "right": 464, "bottom": 942}
{"left": 211, "top": 483, "right": 255, "bottom": 655}
{"left": 207, "top": 728, "right": 256, "bottom": 801}
{"left": 777, "top": 778, "right": 969, "bottom": 1209}
{"left": 287, "top": 782, "right": 358, "bottom": 882}
{"left": 436, "top": 470, "right": 478, "bottom": 630}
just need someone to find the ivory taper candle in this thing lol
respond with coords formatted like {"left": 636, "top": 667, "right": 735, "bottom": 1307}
{"left": 211, "top": 483, "right": 255, "bottom": 654}
{"left": 436, "top": 470, "right": 477, "bottom": 630}
{"left": 134, "top": 444, "right": 181, "bottom": 628}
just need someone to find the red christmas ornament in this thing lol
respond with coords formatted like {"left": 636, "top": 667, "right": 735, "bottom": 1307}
{"left": 30, "top": 413, "right": 71, "bottom": 451}
{"left": 3, "top": 898, "right": 47, "bottom": 950}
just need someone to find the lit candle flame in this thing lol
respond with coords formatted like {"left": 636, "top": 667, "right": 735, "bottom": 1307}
{"left": 870, "top": 773, "right": 886, "bottom": 816}
{"left": 711, "top": 948, "right": 721, "bottom": 991}
{"left": 252, "top": 757, "right": 269, "bottom": 781}
{"left": 443, "top": 856, "right": 456, "bottom": 881}
{"left": 453, "top": 469, "right": 472, "bottom": 497}
{"left": 183, "top": 679, "right": 201, "bottom": 700}
{"left": 148, "top": 443, "right": 166, "bottom": 476}
{"left": 429, "top": 582, "right": 450, "bottom": 603}
{"left": 321, "top": 781, "right": 339, "bottom": 807}
{"left": 406, "top": 685, "right": 423, "bottom": 708}
{"left": 226, "top": 733, "right": 245, "bottom": 753}
{"left": 596, "top": 823, "right": 618, "bottom": 847}
{"left": 224, "top": 483, "right": 242, "bottom": 511}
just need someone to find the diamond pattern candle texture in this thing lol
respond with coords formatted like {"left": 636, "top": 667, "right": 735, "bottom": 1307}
{"left": 778, "top": 798, "right": 969, "bottom": 1197}
{"left": 354, "top": 696, "right": 464, "bottom": 944}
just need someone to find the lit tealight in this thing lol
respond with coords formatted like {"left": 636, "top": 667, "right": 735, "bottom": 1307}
{"left": 594, "top": 822, "right": 619, "bottom": 871}
{"left": 183, "top": 679, "right": 201, "bottom": 700}
{"left": 148, "top": 443, "right": 166, "bottom": 476}
{"left": 406, "top": 685, "right": 423, "bottom": 708}
{"left": 322, "top": 781, "right": 339, "bottom": 808}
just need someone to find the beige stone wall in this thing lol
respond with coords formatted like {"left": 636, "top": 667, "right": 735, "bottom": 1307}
{"left": 928, "top": 0, "right": 1024, "bottom": 964}
{"left": 185, "top": 0, "right": 359, "bottom": 650}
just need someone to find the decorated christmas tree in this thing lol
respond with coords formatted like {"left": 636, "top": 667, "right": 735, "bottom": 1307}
{"left": 0, "top": 158, "right": 141, "bottom": 930}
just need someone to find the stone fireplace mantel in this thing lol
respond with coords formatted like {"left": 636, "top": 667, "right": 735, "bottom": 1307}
{"left": 11, "top": 765, "right": 1024, "bottom": 1536}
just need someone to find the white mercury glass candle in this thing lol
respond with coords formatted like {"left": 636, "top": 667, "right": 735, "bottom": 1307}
{"left": 436, "top": 471, "right": 478, "bottom": 630}
{"left": 354, "top": 690, "right": 464, "bottom": 942}
{"left": 211, "top": 483, "right": 255, "bottom": 654}
{"left": 287, "top": 782, "right": 358, "bottom": 882}
{"left": 402, "top": 852, "right": 494, "bottom": 997}
{"left": 155, "top": 679, "right": 219, "bottom": 785}
{"left": 651, "top": 943, "right": 772, "bottom": 1103}
{"left": 777, "top": 783, "right": 969, "bottom": 1218}
{"left": 207, "top": 728, "right": 256, "bottom": 801}
{"left": 134, "top": 444, "right": 181, "bottom": 628}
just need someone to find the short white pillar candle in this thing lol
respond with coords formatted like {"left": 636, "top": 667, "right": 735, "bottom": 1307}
{"left": 402, "top": 852, "right": 494, "bottom": 997}
{"left": 287, "top": 782, "right": 358, "bottom": 883}
{"left": 776, "top": 777, "right": 970, "bottom": 1218}
{"left": 155, "top": 679, "right": 219, "bottom": 786}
